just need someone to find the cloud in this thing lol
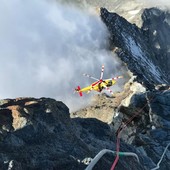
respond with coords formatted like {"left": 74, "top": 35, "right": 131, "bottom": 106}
{"left": 136, "top": 0, "right": 170, "bottom": 8}
{"left": 0, "top": 0, "right": 127, "bottom": 111}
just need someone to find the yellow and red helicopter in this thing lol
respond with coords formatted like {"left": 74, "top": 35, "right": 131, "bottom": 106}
{"left": 75, "top": 65, "right": 123, "bottom": 96}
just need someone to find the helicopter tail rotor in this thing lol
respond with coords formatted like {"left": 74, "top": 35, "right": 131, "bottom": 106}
{"left": 75, "top": 86, "right": 83, "bottom": 97}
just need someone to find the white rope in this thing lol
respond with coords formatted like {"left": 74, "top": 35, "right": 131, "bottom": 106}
{"left": 151, "top": 142, "right": 170, "bottom": 170}
{"left": 84, "top": 143, "right": 170, "bottom": 170}
{"left": 85, "top": 149, "right": 139, "bottom": 170}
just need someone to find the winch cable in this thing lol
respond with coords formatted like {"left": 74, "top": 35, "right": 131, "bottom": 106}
{"left": 110, "top": 91, "right": 156, "bottom": 170}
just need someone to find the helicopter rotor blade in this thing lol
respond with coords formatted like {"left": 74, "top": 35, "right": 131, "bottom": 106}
{"left": 107, "top": 76, "right": 123, "bottom": 81}
{"left": 112, "top": 76, "right": 123, "bottom": 80}
{"left": 83, "top": 73, "right": 99, "bottom": 81}
{"left": 100, "top": 65, "right": 104, "bottom": 80}
{"left": 102, "top": 84, "right": 113, "bottom": 95}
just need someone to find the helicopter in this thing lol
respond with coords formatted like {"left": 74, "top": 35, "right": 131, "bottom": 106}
{"left": 75, "top": 65, "right": 123, "bottom": 96}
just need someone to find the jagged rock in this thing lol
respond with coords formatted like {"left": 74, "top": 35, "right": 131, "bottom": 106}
{"left": 72, "top": 75, "right": 170, "bottom": 169}
{"left": 100, "top": 7, "right": 169, "bottom": 90}
{"left": 150, "top": 91, "right": 170, "bottom": 121}
{"left": 120, "top": 77, "right": 146, "bottom": 107}
{"left": 0, "top": 97, "right": 147, "bottom": 170}
{"left": 0, "top": 98, "right": 89, "bottom": 169}
{"left": 112, "top": 89, "right": 170, "bottom": 169}
{"left": 99, "top": 10, "right": 170, "bottom": 169}
{"left": 142, "top": 8, "right": 170, "bottom": 82}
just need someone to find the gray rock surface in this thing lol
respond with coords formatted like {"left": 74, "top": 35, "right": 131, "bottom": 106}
{"left": 100, "top": 7, "right": 170, "bottom": 90}
{"left": 0, "top": 97, "right": 146, "bottom": 170}
{"left": 142, "top": 8, "right": 170, "bottom": 83}
{"left": 73, "top": 82, "right": 170, "bottom": 170}
{"left": 0, "top": 98, "right": 88, "bottom": 169}
{"left": 72, "top": 79, "right": 170, "bottom": 170}
{"left": 98, "top": 8, "right": 170, "bottom": 169}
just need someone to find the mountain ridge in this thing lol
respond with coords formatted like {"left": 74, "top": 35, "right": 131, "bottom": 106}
{"left": 0, "top": 6, "right": 170, "bottom": 170}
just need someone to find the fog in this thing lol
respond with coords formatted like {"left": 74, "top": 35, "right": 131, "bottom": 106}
{"left": 0, "top": 0, "right": 127, "bottom": 111}
{"left": 136, "top": 0, "right": 170, "bottom": 8}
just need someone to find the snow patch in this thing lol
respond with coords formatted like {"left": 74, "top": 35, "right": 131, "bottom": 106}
{"left": 128, "top": 9, "right": 141, "bottom": 15}
{"left": 153, "top": 30, "right": 157, "bottom": 36}
{"left": 155, "top": 42, "right": 161, "bottom": 49}
{"left": 122, "top": 34, "right": 163, "bottom": 83}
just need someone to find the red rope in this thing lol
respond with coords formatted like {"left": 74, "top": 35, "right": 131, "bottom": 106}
{"left": 110, "top": 129, "right": 121, "bottom": 170}
{"left": 110, "top": 93, "right": 155, "bottom": 170}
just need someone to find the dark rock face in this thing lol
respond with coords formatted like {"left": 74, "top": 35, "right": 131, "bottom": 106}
{"left": 142, "top": 8, "right": 170, "bottom": 83}
{"left": 73, "top": 81, "right": 170, "bottom": 170}
{"left": 100, "top": 7, "right": 170, "bottom": 90}
{"left": 0, "top": 98, "right": 88, "bottom": 169}
{"left": 71, "top": 79, "right": 170, "bottom": 169}
{"left": 0, "top": 97, "right": 146, "bottom": 170}
{"left": 0, "top": 94, "right": 169, "bottom": 169}
{"left": 100, "top": 8, "right": 170, "bottom": 169}
{"left": 111, "top": 89, "right": 170, "bottom": 170}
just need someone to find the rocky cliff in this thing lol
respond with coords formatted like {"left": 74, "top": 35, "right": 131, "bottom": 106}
{"left": 0, "top": 97, "right": 146, "bottom": 170}
{"left": 1, "top": 83, "right": 170, "bottom": 169}
{"left": 1, "top": 6, "right": 170, "bottom": 170}
{"left": 72, "top": 78, "right": 170, "bottom": 170}
{"left": 73, "top": 7, "right": 170, "bottom": 170}
{"left": 100, "top": 7, "right": 170, "bottom": 90}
